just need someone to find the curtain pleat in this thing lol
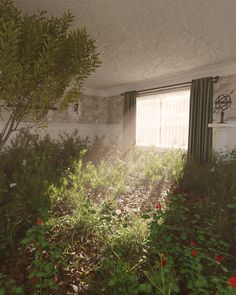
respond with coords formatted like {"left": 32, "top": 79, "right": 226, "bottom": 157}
{"left": 187, "top": 77, "right": 213, "bottom": 165}
{"left": 123, "top": 91, "right": 137, "bottom": 152}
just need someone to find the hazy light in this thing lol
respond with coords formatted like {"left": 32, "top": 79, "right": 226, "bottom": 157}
{"left": 136, "top": 89, "right": 190, "bottom": 150}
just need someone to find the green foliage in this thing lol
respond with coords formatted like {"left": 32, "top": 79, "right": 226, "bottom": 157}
{"left": 2, "top": 134, "right": 236, "bottom": 294}
{"left": 0, "top": 0, "right": 101, "bottom": 147}
{"left": 217, "top": 288, "right": 236, "bottom": 295}
{"left": 124, "top": 147, "right": 185, "bottom": 193}
{"left": 145, "top": 193, "right": 234, "bottom": 294}
{"left": 143, "top": 148, "right": 185, "bottom": 190}
{"left": 49, "top": 157, "right": 148, "bottom": 256}
{"left": 21, "top": 221, "right": 63, "bottom": 294}
{"left": 86, "top": 159, "right": 126, "bottom": 197}
{"left": 94, "top": 259, "right": 151, "bottom": 295}
{"left": 0, "top": 273, "right": 24, "bottom": 294}
{"left": 45, "top": 153, "right": 151, "bottom": 293}
{"left": 0, "top": 129, "right": 105, "bottom": 253}
{"left": 180, "top": 153, "right": 236, "bottom": 250}
{"left": 144, "top": 258, "right": 179, "bottom": 295}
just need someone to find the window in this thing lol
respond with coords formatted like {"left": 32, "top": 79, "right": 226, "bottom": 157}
{"left": 136, "top": 89, "right": 190, "bottom": 149}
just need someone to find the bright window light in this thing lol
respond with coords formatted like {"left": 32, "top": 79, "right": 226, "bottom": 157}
{"left": 136, "top": 89, "right": 190, "bottom": 149}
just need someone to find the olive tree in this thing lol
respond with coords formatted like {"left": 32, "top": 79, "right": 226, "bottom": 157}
{"left": 0, "top": 0, "right": 101, "bottom": 148}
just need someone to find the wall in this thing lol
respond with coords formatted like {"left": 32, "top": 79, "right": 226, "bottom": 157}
{"left": 212, "top": 75, "right": 236, "bottom": 152}
{"left": 2, "top": 74, "right": 236, "bottom": 152}
{"left": 45, "top": 93, "right": 123, "bottom": 147}
{"left": 213, "top": 75, "right": 236, "bottom": 122}
{"left": 48, "top": 94, "right": 122, "bottom": 124}
{"left": 0, "top": 94, "right": 123, "bottom": 148}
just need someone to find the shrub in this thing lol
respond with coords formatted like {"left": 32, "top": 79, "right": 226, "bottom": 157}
{"left": 180, "top": 152, "right": 236, "bottom": 251}
{"left": 92, "top": 258, "right": 151, "bottom": 295}
{"left": 21, "top": 220, "right": 62, "bottom": 294}
{"left": 145, "top": 193, "right": 235, "bottom": 294}
{"left": 0, "top": 0, "right": 100, "bottom": 148}
{"left": 123, "top": 147, "right": 185, "bottom": 195}
{"left": 0, "top": 129, "right": 109, "bottom": 253}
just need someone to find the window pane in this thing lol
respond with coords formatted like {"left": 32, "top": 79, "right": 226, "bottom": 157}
{"left": 136, "top": 89, "right": 190, "bottom": 149}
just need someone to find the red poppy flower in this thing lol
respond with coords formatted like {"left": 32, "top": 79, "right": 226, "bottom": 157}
{"left": 229, "top": 277, "right": 236, "bottom": 288}
{"left": 155, "top": 203, "right": 162, "bottom": 210}
{"left": 215, "top": 255, "right": 224, "bottom": 263}
{"left": 36, "top": 218, "right": 43, "bottom": 225}
{"left": 161, "top": 255, "right": 167, "bottom": 267}
{"left": 190, "top": 240, "right": 196, "bottom": 247}
{"left": 191, "top": 250, "right": 197, "bottom": 256}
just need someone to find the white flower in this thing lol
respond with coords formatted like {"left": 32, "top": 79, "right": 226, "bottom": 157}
{"left": 22, "top": 160, "right": 27, "bottom": 166}
{"left": 115, "top": 209, "right": 122, "bottom": 215}
{"left": 9, "top": 183, "right": 17, "bottom": 188}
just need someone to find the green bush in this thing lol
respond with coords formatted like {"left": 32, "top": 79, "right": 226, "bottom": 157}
{"left": 180, "top": 153, "right": 236, "bottom": 250}
{"left": 123, "top": 147, "right": 185, "bottom": 194}
{"left": 145, "top": 192, "right": 236, "bottom": 294}
{"left": 4, "top": 136, "right": 236, "bottom": 294}
{"left": 0, "top": 129, "right": 109, "bottom": 253}
{"left": 93, "top": 258, "right": 151, "bottom": 295}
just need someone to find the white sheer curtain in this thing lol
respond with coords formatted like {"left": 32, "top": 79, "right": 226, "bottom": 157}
{"left": 136, "top": 89, "right": 190, "bottom": 149}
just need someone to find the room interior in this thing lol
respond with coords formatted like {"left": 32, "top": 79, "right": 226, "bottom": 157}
{"left": 1, "top": 1, "right": 236, "bottom": 293}
{"left": 4, "top": 0, "right": 236, "bottom": 156}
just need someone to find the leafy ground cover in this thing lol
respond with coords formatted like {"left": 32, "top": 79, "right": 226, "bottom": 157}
{"left": 0, "top": 131, "right": 236, "bottom": 295}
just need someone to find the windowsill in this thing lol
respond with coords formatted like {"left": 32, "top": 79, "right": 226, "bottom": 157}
{"left": 136, "top": 145, "right": 187, "bottom": 152}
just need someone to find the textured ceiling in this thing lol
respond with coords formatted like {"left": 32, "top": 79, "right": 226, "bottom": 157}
{"left": 13, "top": 0, "right": 236, "bottom": 91}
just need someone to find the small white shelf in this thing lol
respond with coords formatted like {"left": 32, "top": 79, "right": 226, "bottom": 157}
{"left": 208, "top": 123, "right": 236, "bottom": 128}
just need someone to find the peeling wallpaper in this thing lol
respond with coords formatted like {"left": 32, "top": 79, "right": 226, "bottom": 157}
{"left": 0, "top": 93, "right": 123, "bottom": 147}
{"left": 1, "top": 75, "right": 236, "bottom": 136}
{"left": 48, "top": 94, "right": 122, "bottom": 124}
{"left": 2, "top": 75, "right": 236, "bottom": 125}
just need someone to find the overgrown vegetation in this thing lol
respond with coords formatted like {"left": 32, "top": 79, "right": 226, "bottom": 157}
{"left": 0, "top": 131, "right": 236, "bottom": 294}
{"left": 0, "top": 0, "right": 101, "bottom": 148}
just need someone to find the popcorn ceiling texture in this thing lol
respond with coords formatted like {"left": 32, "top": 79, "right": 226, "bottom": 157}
{"left": 14, "top": 0, "right": 236, "bottom": 90}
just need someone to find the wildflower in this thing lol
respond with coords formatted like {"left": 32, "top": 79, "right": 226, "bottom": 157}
{"left": 36, "top": 218, "right": 43, "bottom": 225}
{"left": 229, "top": 277, "right": 236, "bottom": 288}
{"left": 191, "top": 250, "right": 197, "bottom": 256}
{"left": 115, "top": 209, "right": 122, "bottom": 215}
{"left": 155, "top": 203, "right": 162, "bottom": 210}
{"left": 22, "top": 160, "right": 27, "bottom": 166}
{"left": 215, "top": 255, "right": 224, "bottom": 263}
{"left": 190, "top": 240, "right": 196, "bottom": 247}
{"left": 161, "top": 255, "right": 167, "bottom": 267}
{"left": 9, "top": 183, "right": 17, "bottom": 188}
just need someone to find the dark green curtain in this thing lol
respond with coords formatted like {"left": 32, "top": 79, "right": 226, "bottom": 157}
{"left": 123, "top": 91, "right": 137, "bottom": 152}
{"left": 187, "top": 77, "right": 213, "bottom": 165}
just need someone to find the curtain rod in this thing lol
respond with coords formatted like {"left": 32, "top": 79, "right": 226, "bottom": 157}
{"left": 121, "top": 76, "right": 219, "bottom": 96}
